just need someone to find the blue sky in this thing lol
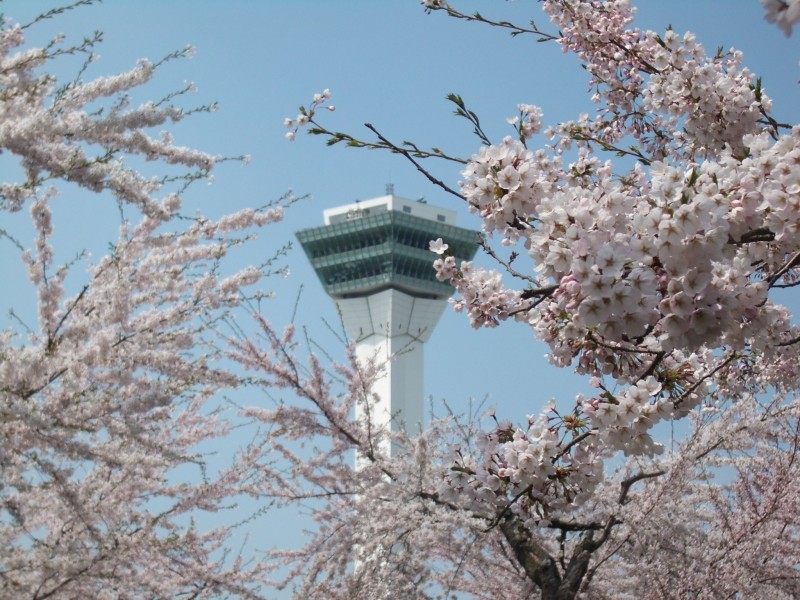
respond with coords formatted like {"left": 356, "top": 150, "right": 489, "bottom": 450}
{"left": 3, "top": 0, "right": 796, "bottom": 412}
{"left": 2, "top": 1, "right": 798, "bottom": 409}
{"left": 1, "top": 0, "right": 799, "bottom": 593}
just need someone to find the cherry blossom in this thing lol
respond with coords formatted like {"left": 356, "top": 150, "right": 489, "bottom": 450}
{"left": 0, "top": 6, "right": 289, "bottom": 598}
{"left": 429, "top": 237, "right": 449, "bottom": 254}
{"left": 283, "top": 88, "right": 334, "bottom": 142}
{"left": 762, "top": 0, "right": 800, "bottom": 35}
{"left": 290, "top": 1, "right": 800, "bottom": 597}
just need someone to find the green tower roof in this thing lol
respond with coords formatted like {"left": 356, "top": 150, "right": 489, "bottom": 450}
{"left": 297, "top": 208, "right": 479, "bottom": 300}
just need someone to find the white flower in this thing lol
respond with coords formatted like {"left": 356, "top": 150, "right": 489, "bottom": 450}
{"left": 429, "top": 238, "right": 449, "bottom": 255}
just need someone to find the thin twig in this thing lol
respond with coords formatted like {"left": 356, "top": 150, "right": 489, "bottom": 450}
{"left": 432, "top": 5, "right": 560, "bottom": 42}
{"left": 364, "top": 123, "right": 466, "bottom": 202}
{"left": 554, "top": 430, "right": 596, "bottom": 462}
{"left": 479, "top": 236, "right": 541, "bottom": 286}
{"left": 767, "top": 250, "right": 800, "bottom": 288}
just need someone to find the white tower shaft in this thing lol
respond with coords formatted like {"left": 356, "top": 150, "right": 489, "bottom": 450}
{"left": 336, "top": 289, "right": 446, "bottom": 458}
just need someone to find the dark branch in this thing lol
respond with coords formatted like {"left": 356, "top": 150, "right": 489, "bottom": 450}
{"left": 618, "top": 470, "right": 666, "bottom": 505}
{"left": 364, "top": 123, "right": 465, "bottom": 202}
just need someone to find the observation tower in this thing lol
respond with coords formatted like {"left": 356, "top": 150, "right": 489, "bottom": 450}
{"left": 296, "top": 189, "right": 478, "bottom": 457}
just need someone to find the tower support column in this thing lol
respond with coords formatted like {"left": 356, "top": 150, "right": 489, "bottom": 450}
{"left": 336, "top": 289, "right": 447, "bottom": 457}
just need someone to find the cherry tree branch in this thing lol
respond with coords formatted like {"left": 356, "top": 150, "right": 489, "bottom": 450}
{"left": 428, "top": 4, "right": 560, "bottom": 42}
{"left": 363, "top": 123, "right": 466, "bottom": 202}
{"left": 767, "top": 249, "right": 800, "bottom": 288}
{"left": 618, "top": 470, "right": 667, "bottom": 505}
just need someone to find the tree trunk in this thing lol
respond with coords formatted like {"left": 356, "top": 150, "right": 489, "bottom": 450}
{"left": 499, "top": 515, "right": 597, "bottom": 600}
{"left": 499, "top": 515, "right": 563, "bottom": 599}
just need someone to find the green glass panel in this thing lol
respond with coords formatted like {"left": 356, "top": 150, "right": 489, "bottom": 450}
{"left": 296, "top": 209, "right": 479, "bottom": 299}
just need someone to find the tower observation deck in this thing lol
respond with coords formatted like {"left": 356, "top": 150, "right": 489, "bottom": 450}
{"left": 296, "top": 193, "right": 478, "bottom": 457}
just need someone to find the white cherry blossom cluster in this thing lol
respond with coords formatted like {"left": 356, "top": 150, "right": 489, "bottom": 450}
{"left": 641, "top": 32, "right": 767, "bottom": 159}
{"left": 443, "top": 406, "right": 605, "bottom": 522}
{"left": 507, "top": 103, "right": 544, "bottom": 140}
{"left": 284, "top": 88, "right": 334, "bottom": 142}
{"left": 542, "top": 0, "right": 642, "bottom": 119}
{"left": 460, "top": 127, "right": 800, "bottom": 364}
{"left": 0, "top": 13, "right": 291, "bottom": 596}
{"left": 0, "top": 26, "right": 215, "bottom": 216}
{"left": 583, "top": 355, "right": 711, "bottom": 446}
{"left": 443, "top": 141, "right": 749, "bottom": 515}
{"left": 762, "top": 0, "right": 800, "bottom": 36}
{"left": 540, "top": 0, "right": 771, "bottom": 161}
{"left": 442, "top": 344, "right": 719, "bottom": 519}
{"left": 433, "top": 253, "right": 524, "bottom": 328}
{"left": 583, "top": 391, "right": 800, "bottom": 599}
{"left": 460, "top": 135, "right": 560, "bottom": 236}
{"left": 448, "top": 262, "right": 524, "bottom": 328}
{"left": 434, "top": 0, "right": 800, "bottom": 524}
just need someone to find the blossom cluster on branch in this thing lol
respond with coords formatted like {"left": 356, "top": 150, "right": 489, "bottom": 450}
{"left": 0, "top": 6, "right": 289, "bottom": 597}
{"left": 285, "top": 1, "right": 800, "bottom": 597}
{"left": 423, "top": 0, "right": 800, "bottom": 527}
{"left": 762, "top": 0, "right": 800, "bottom": 35}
